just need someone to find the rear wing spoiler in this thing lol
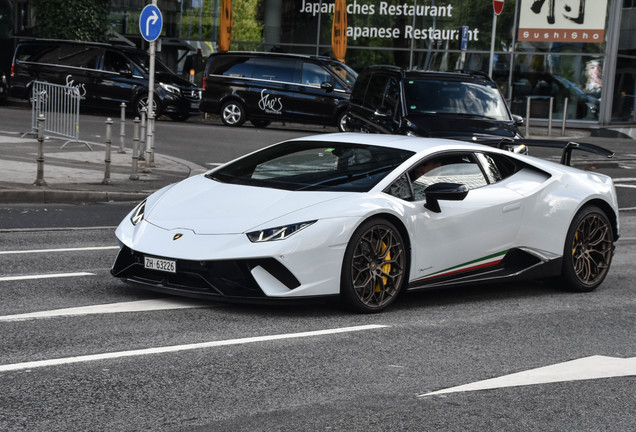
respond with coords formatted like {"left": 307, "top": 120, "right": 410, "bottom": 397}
{"left": 496, "top": 138, "right": 615, "bottom": 166}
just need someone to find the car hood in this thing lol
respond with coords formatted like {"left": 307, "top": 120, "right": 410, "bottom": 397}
{"left": 405, "top": 114, "right": 517, "bottom": 140}
{"left": 144, "top": 175, "right": 349, "bottom": 234}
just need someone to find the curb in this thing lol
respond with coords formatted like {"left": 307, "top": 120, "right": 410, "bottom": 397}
{"left": 0, "top": 189, "right": 149, "bottom": 204}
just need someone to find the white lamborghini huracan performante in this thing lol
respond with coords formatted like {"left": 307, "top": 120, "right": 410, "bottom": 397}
{"left": 112, "top": 133, "right": 620, "bottom": 313}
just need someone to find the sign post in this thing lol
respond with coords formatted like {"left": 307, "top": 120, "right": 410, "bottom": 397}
{"left": 139, "top": 2, "right": 162, "bottom": 169}
{"left": 489, "top": 0, "right": 504, "bottom": 78}
{"left": 459, "top": 25, "right": 469, "bottom": 70}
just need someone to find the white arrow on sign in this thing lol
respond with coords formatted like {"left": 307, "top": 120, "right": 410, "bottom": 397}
{"left": 419, "top": 355, "right": 636, "bottom": 397}
{"left": 145, "top": 10, "right": 158, "bottom": 37}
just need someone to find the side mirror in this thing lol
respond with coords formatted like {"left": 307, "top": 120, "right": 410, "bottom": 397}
{"left": 373, "top": 108, "right": 392, "bottom": 118}
{"left": 118, "top": 68, "right": 133, "bottom": 77}
{"left": 320, "top": 81, "right": 334, "bottom": 92}
{"left": 512, "top": 114, "right": 524, "bottom": 126}
{"left": 424, "top": 182, "right": 468, "bottom": 213}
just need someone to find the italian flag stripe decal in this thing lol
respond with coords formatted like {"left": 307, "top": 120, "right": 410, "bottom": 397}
{"left": 414, "top": 250, "right": 508, "bottom": 282}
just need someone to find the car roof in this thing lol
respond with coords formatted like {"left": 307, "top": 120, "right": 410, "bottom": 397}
{"left": 288, "top": 132, "right": 508, "bottom": 155}
{"left": 360, "top": 65, "right": 494, "bottom": 83}
{"left": 208, "top": 51, "right": 338, "bottom": 63}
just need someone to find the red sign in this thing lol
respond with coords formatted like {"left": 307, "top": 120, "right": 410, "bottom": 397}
{"left": 493, "top": 0, "right": 504, "bottom": 15}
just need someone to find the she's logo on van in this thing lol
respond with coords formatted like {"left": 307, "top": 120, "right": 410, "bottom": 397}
{"left": 258, "top": 89, "right": 283, "bottom": 114}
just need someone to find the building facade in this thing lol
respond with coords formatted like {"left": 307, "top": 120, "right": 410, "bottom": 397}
{"left": 4, "top": 0, "right": 636, "bottom": 126}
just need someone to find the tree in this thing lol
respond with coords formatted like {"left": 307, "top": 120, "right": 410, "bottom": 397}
{"left": 33, "top": 0, "right": 110, "bottom": 41}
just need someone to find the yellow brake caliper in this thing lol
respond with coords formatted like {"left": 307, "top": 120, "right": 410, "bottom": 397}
{"left": 375, "top": 242, "right": 391, "bottom": 293}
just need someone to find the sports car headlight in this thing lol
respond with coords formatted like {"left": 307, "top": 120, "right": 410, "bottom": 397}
{"left": 246, "top": 221, "right": 316, "bottom": 243}
{"left": 130, "top": 199, "right": 146, "bottom": 226}
{"left": 160, "top": 82, "right": 181, "bottom": 96}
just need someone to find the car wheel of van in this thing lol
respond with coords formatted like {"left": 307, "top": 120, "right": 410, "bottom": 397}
{"left": 250, "top": 119, "right": 270, "bottom": 128}
{"left": 341, "top": 218, "right": 407, "bottom": 313}
{"left": 554, "top": 205, "right": 613, "bottom": 292}
{"left": 135, "top": 94, "right": 160, "bottom": 118}
{"left": 221, "top": 101, "right": 246, "bottom": 127}
{"left": 336, "top": 111, "right": 349, "bottom": 132}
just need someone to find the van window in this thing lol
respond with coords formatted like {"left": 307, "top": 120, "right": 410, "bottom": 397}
{"left": 252, "top": 58, "right": 297, "bottom": 83}
{"left": 211, "top": 56, "right": 254, "bottom": 77}
{"left": 57, "top": 46, "right": 101, "bottom": 69}
{"left": 103, "top": 51, "right": 132, "bottom": 74}
{"left": 18, "top": 44, "right": 58, "bottom": 63}
{"left": 364, "top": 73, "right": 389, "bottom": 110}
{"left": 301, "top": 62, "right": 331, "bottom": 86}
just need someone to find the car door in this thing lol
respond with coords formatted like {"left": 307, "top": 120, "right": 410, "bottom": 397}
{"left": 391, "top": 151, "right": 525, "bottom": 284}
{"left": 246, "top": 57, "right": 299, "bottom": 121}
{"left": 287, "top": 60, "right": 343, "bottom": 124}
{"left": 92, "top": 50, "right": 141, "bottom": 110}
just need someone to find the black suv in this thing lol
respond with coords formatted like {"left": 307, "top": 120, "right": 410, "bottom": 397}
{"left": 200, "top": 52, "right": 357, "bottom": 129}
{"left": 346, "top": 66, "right": 525, "bottom": 147}
{"left": 10, "top": 40, "right": 201, "bottom": 121}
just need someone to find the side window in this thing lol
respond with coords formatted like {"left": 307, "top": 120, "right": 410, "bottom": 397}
{"left": 301, "top": 62, "right": 331, "bottom": 86}
{"left": 476, "top": 152, "right": 521, "bottom": 182}
{"left": 381, "top": 76, "right": 400, "bottom": 117}
{"left": 350, "top": 72, "right": 371, "bottom": 104}
{"left": 252, "top": 58, "right": 298, "bottom": 83}
{"left": 103, "top": 52, "right": 132, "bottom": 74}
{"left": 211, "top": 56, "right": 254, "bottom": 78}
{"left": 57, "top": 46, "right": 100, "bottom": 69}
{"left": 363, "top": 73, "right": 389, "bottom": 110}
{"left": 408, "top": 154, "right": 487, "bottom": 201}
{"left": 20, "top": 44, "right": 58, "bottom": 63}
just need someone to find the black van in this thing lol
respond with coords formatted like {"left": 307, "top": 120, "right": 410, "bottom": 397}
{"left": 10, "top": 39, "right": 201, "bottom": 121}
{"left": 346, "top": 66, "right": 525, "bottom": 147}
{"left": 200, "top": 52, "right": 357, "bottom": 130}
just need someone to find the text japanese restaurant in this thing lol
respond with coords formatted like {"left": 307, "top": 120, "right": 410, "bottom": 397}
{"left": 10, "top": 0, "right": 634, "bottom": 126}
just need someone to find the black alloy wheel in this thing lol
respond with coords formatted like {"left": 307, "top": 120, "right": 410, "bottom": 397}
{"left": 557, "top": 205, "right": 613, "bottom": 292}
{"left": 341, "top": 218, "right": 407, "bottom": 313}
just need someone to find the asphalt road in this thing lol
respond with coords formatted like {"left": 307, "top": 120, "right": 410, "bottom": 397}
{"left": 1, "top": 105, "right": 635, "bottom": 430}
{"left": 0, "top": 204, "right": 635, "bottom": 431}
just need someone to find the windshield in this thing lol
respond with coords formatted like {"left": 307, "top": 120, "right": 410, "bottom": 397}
{"left": 326, "top": 61, "right": 358, "bottom": 87}
{"left": 207, "top": 141, "right": 414, "bottom": 192}
{"left": 404, "top": 79, "right": 510, "bottom": 121}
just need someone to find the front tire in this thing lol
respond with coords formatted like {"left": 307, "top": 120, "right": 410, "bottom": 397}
{"left": 336, "top": 111, "right": 348, "bottom": 132}
{"left": 341, "top": 218, "right": 407, "bottom": 313}
{"left": 556, "top": 205, "right": 613, "bottom": 292}
{"left": 221, "top": 100, "right": 246, "bottom": 127}
{"left": 135, "top": 94, "right": 160, "bottom": 118}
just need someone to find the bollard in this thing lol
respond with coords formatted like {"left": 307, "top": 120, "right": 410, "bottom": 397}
{"left": 102, "top": 118, "right": 113, "bottom": 185}
{"left": 118, "top": 102, "right": 127, "bottom": 154}
{"left": 130, "top": 117, "right": 140, "bottom": 180}
{"left": 144, "top": 113, "right": 153, "bottom": 173}
{"left": 525, "top": 97, "right": 531, "bottom": 137}
{"left": 561, "top": 98, "right": 569, "bottom": 136}
{"left": 547, "top": 97, "right": 554, "bottom": 136}
{"left": 149, "top": 115, "right": 156, "bottom": 167}
{"left": 34, "top": 114, "right": 47, "bottom": 186}
{"left": 139, "top": 109, "right": 146, "bottom": 161}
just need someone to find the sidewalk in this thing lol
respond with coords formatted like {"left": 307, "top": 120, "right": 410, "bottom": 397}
{"left": 0, "top": 132, "right": 207, "bottom": 203}
{"left": 0, "top": 127, "right": 634, "bottom": 204}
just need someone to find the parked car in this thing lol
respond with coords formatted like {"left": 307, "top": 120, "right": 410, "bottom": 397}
{"left": 200, "top": 51, "right": 357, "bottom": 130}
{"left": 346, "top": 66, "right": 526, "bottom": 151}
{"left": 9, "top": 39, "right": 201, "bottom": 121}
{"left": 112, "top": 133, "right": 618, "bottom": 313}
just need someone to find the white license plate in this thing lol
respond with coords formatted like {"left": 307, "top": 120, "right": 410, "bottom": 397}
{"left": 144, "top": 256, "right": 176, "bottom": 273}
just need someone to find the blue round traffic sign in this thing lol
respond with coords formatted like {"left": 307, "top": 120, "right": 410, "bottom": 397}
{"left": 139, "top": 5, "right": 163, "bottom": 42}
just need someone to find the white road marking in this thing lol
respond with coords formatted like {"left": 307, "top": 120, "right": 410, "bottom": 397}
{"left": 0, "top": 299, "right": 208, "bottom": 322}
{"left": 0, "top": 272, "right": 94, "bottom": 282}
{"left": 0, "top": 324, "right": 388, "bottom": 372}
{"left": 419, "top": 355, "right": 636, "bottom": 397}
{"left": 0, "top": 246, "right": 119, "bottom": 255}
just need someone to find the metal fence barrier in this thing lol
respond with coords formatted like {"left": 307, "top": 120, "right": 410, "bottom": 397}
{"left": 29, "top": 80, "right": 91, "bottom": 149}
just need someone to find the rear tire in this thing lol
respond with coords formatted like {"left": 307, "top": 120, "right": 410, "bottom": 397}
{"left": 221, "top": 100, "right": 246, "bottom": 127}
{"left": 336, "top": 111, "right": 348, "bottom": 132}
{"left": 555, "top": 205, "right": 613, "bottom": 292}
{"left": 341, "top": 218, "right": 407, "bottom": 313}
